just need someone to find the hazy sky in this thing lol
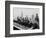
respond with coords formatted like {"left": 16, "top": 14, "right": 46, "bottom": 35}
{"left": 13, "top": 7, "right": 39, "bottom": 19}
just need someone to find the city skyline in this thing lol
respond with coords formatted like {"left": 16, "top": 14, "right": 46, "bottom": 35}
{"left": 13, "top": 7, "right": 39, "bottom": 20}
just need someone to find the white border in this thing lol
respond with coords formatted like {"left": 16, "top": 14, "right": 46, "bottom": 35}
{"left": 10, "top": 4, "right": 43, "bottom": 34}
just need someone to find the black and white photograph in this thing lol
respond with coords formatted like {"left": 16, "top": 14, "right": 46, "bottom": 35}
{"left": 13, "top": 7, "right": 39, "bottom": 30}
{"left": 10, "top": 4, "right": 43, "bottom": 34}
{"left": 5, "top": 1, "right": 45, "bottom": 37}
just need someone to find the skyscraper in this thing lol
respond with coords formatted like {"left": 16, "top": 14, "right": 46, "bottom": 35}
{"left": 21, "top": 11, "right": 23, "bottom": 18}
